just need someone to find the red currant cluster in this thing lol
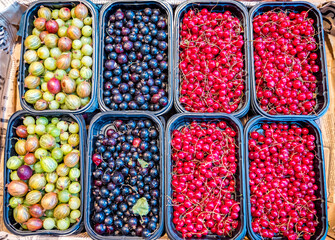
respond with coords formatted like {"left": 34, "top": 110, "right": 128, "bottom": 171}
{"left": 179, "top": 8, "right": 245, "bottom": 113}
{"left": 253, "top": 11, "right": 319, "bottom": 115}
{"left": 248, "top": 123, "right": 319, "bottom": 240}
{"left": 171, "top": 121, "right": 240, "bottom": 238}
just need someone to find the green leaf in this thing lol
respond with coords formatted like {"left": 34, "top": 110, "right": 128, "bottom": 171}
{"left": 132, "top": 197, "right": 149, "bottom": 216}
{"left": 138, "top": 159, "right": 148, "bottom": 168}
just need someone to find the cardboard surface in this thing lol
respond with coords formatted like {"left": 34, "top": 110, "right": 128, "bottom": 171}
{"left": 0, "top": 0, "right": 335, "bottom": 239}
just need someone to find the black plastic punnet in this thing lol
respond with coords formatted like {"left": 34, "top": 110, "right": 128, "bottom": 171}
{"left": 98, "top": 0, "right": 173, "bottom": 116}
{"left": 249, "top": 2, "right": 329, "bottom": 120}
{"left": 84, "top": 112, "right": 165, "bottom": 240}
{"left": 244, "top": 116, "right": 328, "bottom": 240}
{"left": 173, "top": 0, "right": 250, "bottom": 118}
{"left": 18, "top": 0, "right": 99, "bottom": 114}
{"left": 165, "top": 113, "right": 247, "bottom": 240}
{"left": 3, "top": 110, "right": 86, "bottom": 236}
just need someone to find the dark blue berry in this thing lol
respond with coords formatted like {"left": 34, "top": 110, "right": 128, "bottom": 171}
{"left": 117, "top": 53, "right": 127, "bottom": 64}
{"left": 158, "top": 41, "right": 167, "bottom": 50}
{"left": 111, "top": 76, "right": 121, "bottom": 86}
{"left": 144, "top": 8, "right": 152, "bottom": 16}
{"left": 104, "top": 207, "right": 112, "bottom": 216}
{"left": 105, "top": 44, "right": 114, "bottom": 53}
{"left": 129, "top": 101, "right": 138, "bottom": 110}
{"left": 157, "top": 30, "right": 167, "bottom": 40}
{"left": 150, "top": 15, "right": 158, "bottom": 23}
{"left": 114, "top": 219, "right": 123, "bottom": 228}
{"left": 140, "top": 44, "right": 150, "bottom": 55}
{"left": 119, "top": 102, "right": 128, "bottom": 110}
{"left": 115, "top": 11, "right": 125, "bottom": 20}
{"left": 113, "top": 94, "right": 123, "bottom": 104}
{"left": 111, "top": 172, "right": 124, "bottom": 185}
{"left": 98, "top": 198, "right": 108, "bottom": 208}
{"left": 104, "top": 216, "right": 113, "bottom": 226}
{"left": 121, "top": 225, "right": 130, "bottom": 235}
{"left": 125, "top": 10, "right": 135, "bottom": 20}
{"left": 157, "top": 19, "right": 166, "bottom": 29}
{"left": 108, "top": 52, "right": 117, "bottom": 60}
{"left": 93, "top": 212, "right": 105, "bottom": 223}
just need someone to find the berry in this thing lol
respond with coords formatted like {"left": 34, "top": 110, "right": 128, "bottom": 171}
{"left": 91, "top": 119, "right": 160, "bottom": 236}
{"left": 103, "top": 8, "right": 168, "bottom": 111}
{"left": 178, "top": 9, "right": 245, "bottom": 113}
{"left": 253, "top": 10, "right": 319, "bottom": 115}
{"left": 248, "top": 122, "right": 319, "bottom": 238}
{"left": 171, "top": 120, "right": 240, "bottom": 238}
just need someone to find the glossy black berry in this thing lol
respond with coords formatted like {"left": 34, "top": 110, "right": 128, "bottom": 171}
{"left": 91, "top": 119, "right": 161, "bottom": 237}
{"left": 103, "top": 8, "right": 168, "bottom": 111}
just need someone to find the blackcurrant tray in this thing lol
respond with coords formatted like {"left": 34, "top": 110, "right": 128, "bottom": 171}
{"left": 165, "top": 113, "right": 247, "bottom": 240}
{"left": 244, "top": 116, "right": 328, "bottom": 240}
{"left": 249, "top": 2, "right": 329, "bottom": 120}
{"left": 97, "top": 0, "right": 173, "bottom": 116}
{"left": 173, "top": 0, "right": 251, "bottom": 118}
{"left": 3, "top": 110, "right": 86, "bottom": 236}
{"left": 17, "top": 0, "right": 99, "bottom": 114}
{"left": 84, "top": 112, "right": 165, "bottom": 240}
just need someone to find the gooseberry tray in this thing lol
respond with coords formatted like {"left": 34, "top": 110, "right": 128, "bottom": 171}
{"left": 3, "top": 110, "right": 86, "bottom": 236}
{"left": 18, "top": 0, "right": 99, "bottom": 114}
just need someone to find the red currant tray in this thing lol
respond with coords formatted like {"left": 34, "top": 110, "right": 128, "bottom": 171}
{"left": 249, "top": 2, "right": 329, "bottom": 120}
{"left": 173, "top": 0, "right": 251, "bottom": 118}
{"left": 165, "top": 113, "right": 246, "bottom": 240}
{"left": 244, "top": 116, "right": 328, "bottom": 240}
